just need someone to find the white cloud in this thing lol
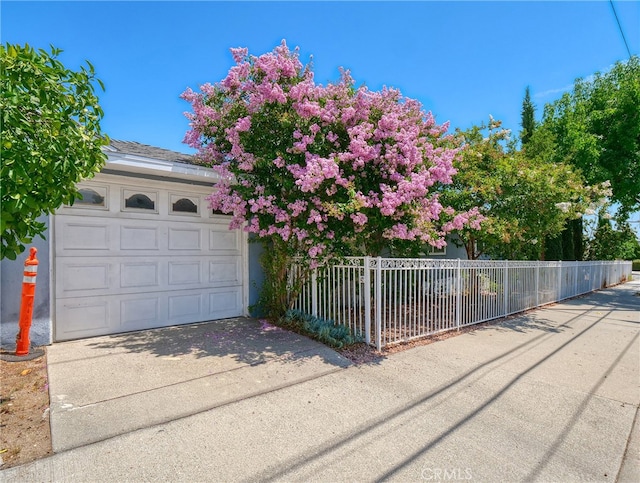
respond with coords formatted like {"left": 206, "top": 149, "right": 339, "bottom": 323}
{"left": 534, "top": 84, "right": 573, "bottom": 99}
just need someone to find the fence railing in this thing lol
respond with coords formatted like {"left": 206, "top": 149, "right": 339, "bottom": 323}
{"left": 293, "top": 258, "right": 632, "bottom": 350}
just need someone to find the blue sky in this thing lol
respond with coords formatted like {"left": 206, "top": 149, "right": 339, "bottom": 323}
{"left": 2, "top": 0, "right": 639, "bottom": 155}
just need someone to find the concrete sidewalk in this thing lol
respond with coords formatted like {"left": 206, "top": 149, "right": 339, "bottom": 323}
{"left": 2, "top": 279, "right": 639, "bottom": 482}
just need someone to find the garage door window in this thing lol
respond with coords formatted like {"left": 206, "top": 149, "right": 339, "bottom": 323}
{"left": 170, "top": 194, "right": 199, "bottom": 215}
{"left": 74, "top": 186, "right": 108, "bottom": 209}
{"left": 123, "top": 190, "right": 157, "bottom": 212}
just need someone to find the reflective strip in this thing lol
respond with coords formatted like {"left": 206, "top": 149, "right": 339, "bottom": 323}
{"left": 24, "top": 265, "right": 38, "bottom": 274}
{"left": 23, "top": 275, "right": 37, "bottom": 284}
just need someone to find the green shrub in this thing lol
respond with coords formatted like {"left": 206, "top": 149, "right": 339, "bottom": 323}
{"left": 632, "top": 259, "right": 640, "bottom": 271}
{"left": 281, "top": 310, "right": 362, "bottom": 349}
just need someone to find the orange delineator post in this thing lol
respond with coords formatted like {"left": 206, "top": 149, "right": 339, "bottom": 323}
{"left": 15, "top": 247, "right": 39, "bottom": 356}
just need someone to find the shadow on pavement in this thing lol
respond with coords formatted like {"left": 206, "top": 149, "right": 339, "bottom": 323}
{"left": 77, "top": 317, "right": 347, "bottom": 367}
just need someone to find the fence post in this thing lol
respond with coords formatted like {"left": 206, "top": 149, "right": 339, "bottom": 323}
{"left": 311, "top": 268, "right": 318, "bottom": 318}
{"left": 535, "top": 262, "right": 540, "bottom": 308}
{"left": 375, "top": 256, "right": 382, "bottom": 351}
{"left": 363, "top": 256, "right": 371, "bottom": 345}
{"left": 555, "top": 261, "right": 561, "bottom": 301}
{"left": 456, "top": 259, "right": 462, "bottom": 330}
{"left": 503, "top": 260, "right": 509, "bottom": 316}
{"left": 599, "top": 261, "right": 603, "bottom": 289}
{"left": 574, "top": 262, "right": 579, "bottom": 296}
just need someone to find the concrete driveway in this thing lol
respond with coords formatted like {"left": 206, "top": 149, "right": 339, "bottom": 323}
{"left": 45, "top": 317, "right": 351, "bottom": 452}
{"left": 2, "top": 278, "right": 639, "bottom": 482}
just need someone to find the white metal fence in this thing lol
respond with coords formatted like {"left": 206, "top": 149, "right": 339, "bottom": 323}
{"left": 293, "top": 258, "right": 632, "bottom": 350}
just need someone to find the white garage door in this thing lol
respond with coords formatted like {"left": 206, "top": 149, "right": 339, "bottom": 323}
{"left": 54, "top": 175, "right": 246, "bottom": 341}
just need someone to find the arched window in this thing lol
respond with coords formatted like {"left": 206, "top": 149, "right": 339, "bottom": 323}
{"left": 75, "top": 188, "right": 105, "bottom": 206}
{"left": 172, "top": 198, "right": 198, "bottom": 213}
{"left": 125, "top": 193, "right": 155, "bottom": 210}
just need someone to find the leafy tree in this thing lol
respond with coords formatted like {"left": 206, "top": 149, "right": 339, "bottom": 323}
{"left": 585, "top": 211, "right": 640, "bottom": 261}
{"left": 182, "top": 41, "right": 483, "bottom": 317}
{"left": 1, "top": 43, "right": 108, "bottom": 260}
{"left": 536, "top": 57, "right": 640, "bottom": 217}
{"left": 520, "top": 85, "right": 536, "bottom": 146}
{"left": 442, "top": 117, "right": 607, "bottom": 260}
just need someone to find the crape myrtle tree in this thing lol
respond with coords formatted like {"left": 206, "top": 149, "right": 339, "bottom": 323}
{"left": 182, "top": 41, "right": 483, "bottom": 318}
{"left": 1, "top": 44, "right": 108, "bottom": 260}
{"left": 441, "top": 117, "right": 609, "bottom": 260}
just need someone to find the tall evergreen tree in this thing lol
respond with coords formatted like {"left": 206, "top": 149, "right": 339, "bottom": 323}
{"left": 520, "top": 86, "right": 536, "bottom": 146}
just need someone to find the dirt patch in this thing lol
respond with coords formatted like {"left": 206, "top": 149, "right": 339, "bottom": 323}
{"left": 0, "top": 349, "right": 52, "bottom": 469}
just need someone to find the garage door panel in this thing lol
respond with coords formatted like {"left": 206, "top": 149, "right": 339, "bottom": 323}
{"left": 55, "top": 300, "right": 112, "bottom": 340}
{"left": 121, "top": 262, "right": 159, "bottom": 288}
{"left": 120, "top": 297, "right": 161, "bottom": 327}
{"left": 62, "top": 263, "right": 111, "bottom": 292}
{"left": 209, "top": 258, "right": 242, "bottom": 285}
{"left": 58, "top": 221, "right": 111, "bottom": 252}
{"left": 168, "top": 293, "right": 202, "bottom": 320}
{"left": 57, "top": 216, "right": 242, "bottom": 257}
{"left": 209, "top": 228, "right": 242, "bottom": 254}
{"left": 120, "top": 225, "right": 160, "bottom": 250}
{"left": 208, "top": 289, "right": 243, "bottom": 318}
{"left": 57, "top": 257, "right": 242, "bottom": 297}
{"left": 169, "top": 227, "right": 202, "bottom": 250}
{"left": 168, "top": 261, "right": 202, "bottom": 285}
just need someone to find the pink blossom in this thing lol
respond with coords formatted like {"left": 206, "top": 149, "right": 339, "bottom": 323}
{"left": 230, "top": 47, "right": 249, "bottom": 63}
{"left": 183, "top": 41, "right": 484, "bottom": 263}
{"left": 235, "top": 116, "right": 251, "bottom": 132}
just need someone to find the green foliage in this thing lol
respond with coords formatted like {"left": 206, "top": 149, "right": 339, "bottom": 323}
{"left": 585, "top": 213, "right": 640, "bottom": 261}
{"left": 632, "top": 260, "right": 640, "bottom": 271}
{"left": 520, "top": 86, "right": 536, "bottom": 146}
{"left": 441, "top": 117, "right": 602, "bottom": 260}
{"left": 537, "top": 57, "right": 640, "bottom": 217}
{"left": 281, "top": 310, "right": 361, "bottom": 349}
{"left": 1, "top": 43, "right": 108, "bottom": 260}
{"left": 546, "top": 218, "right": 583, "bottom": 261}
{"left": 571, "top": 218, "right": 585, "bottom": 260}
{"left": 254, "top": 238, "right": 309, "bottom": 320}
{"left": 545, "top": 233, "right": 564, "bottom": 261}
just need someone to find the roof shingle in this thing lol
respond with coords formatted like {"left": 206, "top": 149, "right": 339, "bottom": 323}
{"left": 108, "top": 140, "right": 195, "bottom": 164}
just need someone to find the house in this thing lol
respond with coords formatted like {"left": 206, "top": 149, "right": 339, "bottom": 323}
{"left": 0, "top": 141, "right": 264, "bottom": 346}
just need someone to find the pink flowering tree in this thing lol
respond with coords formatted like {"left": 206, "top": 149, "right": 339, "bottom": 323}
{"left": 182, "top": 41, "right": 483, "bottom": 317}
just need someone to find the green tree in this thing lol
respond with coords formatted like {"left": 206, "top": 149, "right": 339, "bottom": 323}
{"left": 585, "top": 212, "right": 640, "bottom": 261}
{"left": 586, "top": 215, "right": 640, "bottom": 260}
{"left": 537, "top": 57, "right": 640, "bottom": 217}
{"left": 520, "top": 85, "right": 536, "bottom": 146}
{"left": 1, "top": 44, "right": 108, "bottom": 260}
{"left": 545, "top": 218, "right": 583, "bottom": 261}
{"left": 442, "top": 117, "right": 605, "bottom": 260}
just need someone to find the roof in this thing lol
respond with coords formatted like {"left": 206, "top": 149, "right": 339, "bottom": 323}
{"left": 107, "top": 140, "right": 195, "bottom": 164}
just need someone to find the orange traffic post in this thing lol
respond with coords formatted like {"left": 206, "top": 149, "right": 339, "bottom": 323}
{"left": 15, "top": 247, "right": 39, "bottom": 356}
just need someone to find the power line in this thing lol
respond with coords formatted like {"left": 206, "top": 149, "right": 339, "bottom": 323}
{"left": 609, "top": 0, "right": 632, "bottom": 58}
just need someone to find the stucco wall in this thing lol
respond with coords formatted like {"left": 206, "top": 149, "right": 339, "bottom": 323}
{"left": 437, "top": 236, "right": 468, "bottom": 260}
{"left": 0, "top": 215, "right": 52, "bottom": 348}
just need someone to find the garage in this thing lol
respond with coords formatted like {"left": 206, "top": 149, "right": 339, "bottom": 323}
{"left": 53, "top": 155, "right": 247, "bottom": 341}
